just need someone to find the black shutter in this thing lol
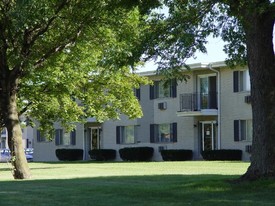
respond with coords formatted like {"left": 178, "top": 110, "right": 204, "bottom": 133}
{"left": 135, "top": 88, "right": 141, "bottom": 100}
{"left": 70, "top": 130, "right": 76, "bottom": 145}
{"left": 55, "top": 129, "right": 60, "bottom": 145}
{"left": 37, "top": 130, "right": 41, "bottom": 142}
{"left": 172, "top": 123, "right": 177, "bottom": 142}
{"left": 116, "top": 126, "right": 121, "bottom": 144}
{"left": 233, "top": 71, "right": 239, "bottom": 92}
{"left": 149, "top": 85, "right": 155, "bottom": 99}
{"left": 234, "top": 120, "right": 240, "bottom": 142}
{"left": 150, "top": 124, "right": 155, "bottom": 143}
{"left": 171, "top": 79, "right": 177, "bottom": 98}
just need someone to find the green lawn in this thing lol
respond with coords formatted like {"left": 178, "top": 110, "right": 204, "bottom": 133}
{"left": 0, "top": 161, "right": 274, "bottom": 206}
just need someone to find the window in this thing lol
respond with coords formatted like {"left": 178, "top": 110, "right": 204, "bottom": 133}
{"left": 150, "top": 123, "right": 177, "bottom": 143}
{"left": 233, "top": 70, "right": 251, "bottom": 92}
{"left": 37, "top": 130, "right": 53, "bottom": 142}
{"left": 234, "top": 120, "right": 252, "bottom": 141}
{"left": 116, "top": 125, "right": 136, "bottom": 144}
{"left": 55, "top": 129, "right": 76, "bottom": 146}
{"left": 37, "top": 130, "right": 46, "bottom": 142}
{"left": 150, "top": 79, "right": 177, "bottom": 99}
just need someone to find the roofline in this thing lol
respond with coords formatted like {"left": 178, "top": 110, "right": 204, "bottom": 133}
{"left": 138, "top": 61, "right": 227, "bottom": 76}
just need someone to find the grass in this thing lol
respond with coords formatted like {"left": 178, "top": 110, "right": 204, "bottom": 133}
{"left": 0, "top": 161, "right": 274, "bottom": 205}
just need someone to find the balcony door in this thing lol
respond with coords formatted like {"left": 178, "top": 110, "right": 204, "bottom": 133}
{"left": 198, "top": 75, "right": 217, "bottom": 109}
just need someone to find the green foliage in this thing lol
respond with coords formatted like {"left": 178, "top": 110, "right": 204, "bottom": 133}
{"left": 0, "top": 1, "right": 159, "bottom": 132}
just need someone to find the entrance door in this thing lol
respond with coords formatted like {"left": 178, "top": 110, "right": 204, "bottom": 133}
{"left": 84, "top": 127, "right": 102, "bottom": 160}
{"left": 201, "top": 122, "right": 216, "bottom": 151}
{"left": 91, "top": 128, "right": 101, "bottom": 150}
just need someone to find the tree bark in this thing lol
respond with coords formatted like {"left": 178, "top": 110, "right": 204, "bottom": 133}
{"left": 241, "top": 11, "right": 275, "bottom": 180}
{"left": 1, "top": 76, "right": 31, "bottom": 179}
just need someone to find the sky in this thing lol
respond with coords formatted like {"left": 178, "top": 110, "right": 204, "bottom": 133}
{"left": 137, "top": 36, "right": 228, "bottom": 72}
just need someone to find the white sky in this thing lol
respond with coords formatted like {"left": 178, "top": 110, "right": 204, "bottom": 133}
{"left": 138, "top": 36, "right": 228, "bottom": 72}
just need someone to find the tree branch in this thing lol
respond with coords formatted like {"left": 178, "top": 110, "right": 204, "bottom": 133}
{"left": 33, "top": 27, "right": 82, "bottom": 69}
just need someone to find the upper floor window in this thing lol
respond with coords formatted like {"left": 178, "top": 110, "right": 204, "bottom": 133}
{"left": 150, "top": 79, "right": 177, "bottom": 99}
{"left": 233, "top": 70, "right": 251, "bottom": 92}
{"left": 234, "top": 119, "right": 252, "bottom": 141}
{"left": 150, "top": 123, "right": 177, "bottom": 143}
{"left": 55, "top": 129, "right": 76, "bottom": 146}
{"left": 116, "top": 125, "right": 137, "bottom": 144}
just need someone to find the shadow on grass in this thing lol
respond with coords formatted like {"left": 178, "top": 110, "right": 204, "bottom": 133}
{"left": 0, "top": 174, "right": 274, "bottom": 206}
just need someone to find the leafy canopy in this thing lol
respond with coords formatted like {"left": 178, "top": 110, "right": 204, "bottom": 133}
{"left": 0, "top": 1, "right": 159, "bottom": 134}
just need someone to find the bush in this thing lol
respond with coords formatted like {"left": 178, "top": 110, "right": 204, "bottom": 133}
{"left": 88, "top": 149, "right": 116, "bottom": 161}
{"left": 161, "top": 149, "right": 193, "bottom": 161}
{"left": 119, "top": 147, "right": 154, "bottom": 161}
{"left": 201, "top": 149, "right": 242, "bottom": 161}
{"left": 56, "top": 149, "right": 83, "bottom": 161}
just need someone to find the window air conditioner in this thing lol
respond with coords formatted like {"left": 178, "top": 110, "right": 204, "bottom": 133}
{"left": 158, "top": 102, "right": 167, "bottom": 110}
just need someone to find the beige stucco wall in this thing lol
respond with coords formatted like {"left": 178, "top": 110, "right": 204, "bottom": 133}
{"left": 219, "top": 67, "right": 252, "bottom": 161}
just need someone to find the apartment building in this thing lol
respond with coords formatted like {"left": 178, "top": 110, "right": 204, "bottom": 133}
{"left": 33, "top": 61, "right": 252, "bottom": 161}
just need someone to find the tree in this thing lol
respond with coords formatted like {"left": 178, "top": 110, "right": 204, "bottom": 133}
{"left": 0, "top": 0, "right": 159, "bottom": 179}
{"left": 144, "top": 0, "right": 275, "bottom": 180}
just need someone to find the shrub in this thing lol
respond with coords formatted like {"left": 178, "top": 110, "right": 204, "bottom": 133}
{"left": 201, "top": 149, "right": 242, "bottom": 161}
{"left": 88, "top": 149, "right": 116, "bottom": 161}
{"left": 119, "top": 147, "right": 154, "bottom": 161}
{"left": 56, "top": 149, "right": 83, "bottom": 161}
{"left": 161, "top": 149, "right": 193, "bottom": 161}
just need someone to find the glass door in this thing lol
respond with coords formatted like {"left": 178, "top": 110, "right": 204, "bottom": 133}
{"left": 84, "top": 127, "right": 102, "bottom": 160}
{"left": 201, "top": 121, "right": 216, "bottom": 151}
{"left": 198, "top": 75, "right": 217, "bottom": 109}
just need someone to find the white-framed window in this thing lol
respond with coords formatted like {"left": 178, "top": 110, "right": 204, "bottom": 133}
{"left": 55, "top": 129, "right": 76, "bottom": 146}
{"left": 116, "top": 125, "right": 137, "bottom": 144}
{"left": 234, "top": 119, "right": 253, "bottom": 141}
{"left": 150, "top": 79, "right": 177, "bottom": 99}
{"left": 233, "top": 70, "right": 251, "bottom": 92}
{"left": 150, "top": 123, "right": 177, "bottom": 143}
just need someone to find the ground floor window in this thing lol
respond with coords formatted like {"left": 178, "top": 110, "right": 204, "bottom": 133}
{"left": 55, "top": 129, "right": 76, "bottom": 146}
{"left": 234, "top": 119, "right": 252, "bottom": 141}
{"left": 116, "top": 125, "right": 136, "bottom": 144}
{"left": 150, "top": 123, "right": 177, "bottom": 143}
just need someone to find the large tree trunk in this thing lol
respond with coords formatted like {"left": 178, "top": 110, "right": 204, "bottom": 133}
{"left": 2, "top": 78, "right": 31, "bottom": 179}
{"left": 241, "top": 12, "right": 275, "bottom": 180}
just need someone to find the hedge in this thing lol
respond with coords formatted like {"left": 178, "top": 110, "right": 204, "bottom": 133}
{"left": 88, "top": 149, "right": 116, "bottom": 161}
{"left": 56, "top": 149, "right": 83, "bottom": 161}
{"left": 201, "top": 149, "right": 242, "bottom": 161}
{"left": 119, "top": 147, "right": 154, "bottom": 161}
{"left": 161, "top": 149, "right": 193, "bottom": 161}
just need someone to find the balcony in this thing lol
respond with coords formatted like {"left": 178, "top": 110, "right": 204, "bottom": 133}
{"left": 178, "top": 92, "right": 218, "bottom": 116}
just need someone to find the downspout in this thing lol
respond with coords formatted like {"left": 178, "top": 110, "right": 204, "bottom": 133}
{"left": 208, "top": 64, "right": 221, "bottom": 150}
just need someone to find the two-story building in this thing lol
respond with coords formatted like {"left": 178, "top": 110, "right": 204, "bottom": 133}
{"left": 33, "top": 61, "right": 252, "bottom": 161}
